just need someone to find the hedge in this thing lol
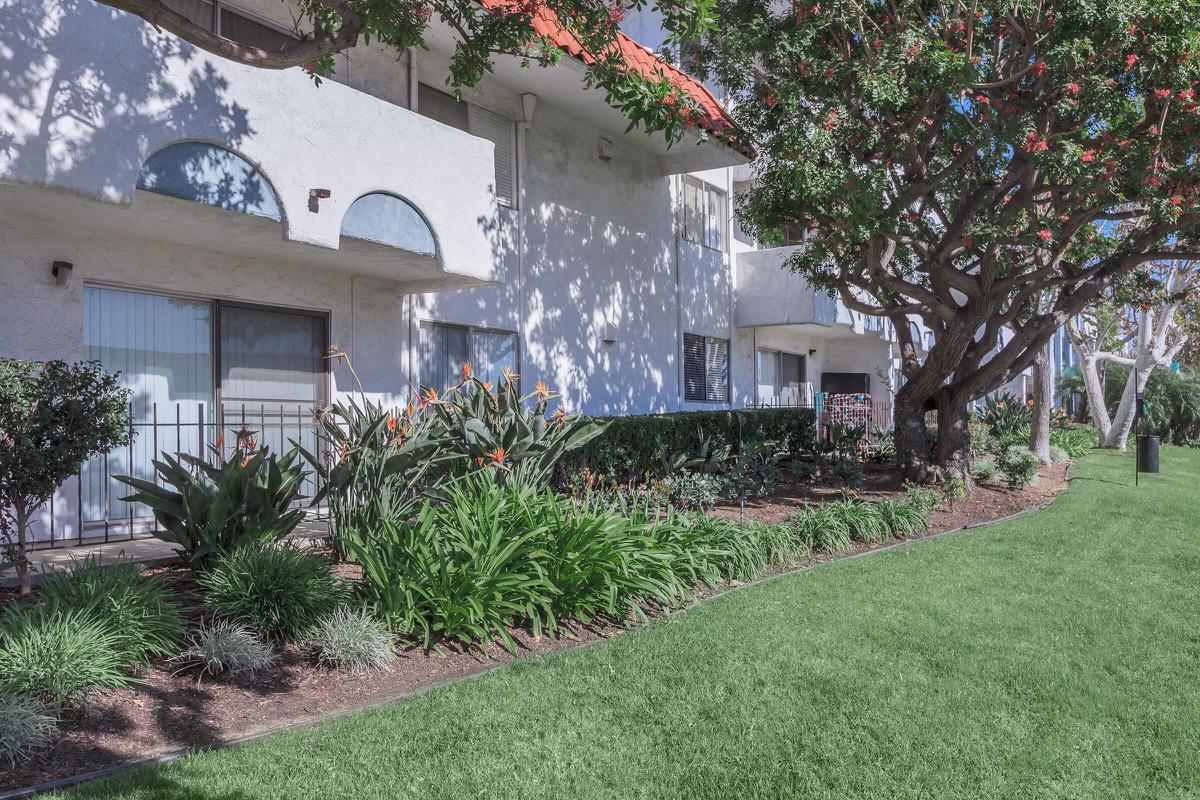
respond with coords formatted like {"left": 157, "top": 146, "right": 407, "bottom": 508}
{"left": 563, "top": 407, "right": 817, "bottom": 483}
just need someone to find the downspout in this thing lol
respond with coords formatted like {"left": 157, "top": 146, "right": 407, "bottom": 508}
{"left": 726, "top": 167, "right": 737, "bottom": 408}
{"left": 517, "top": 94, "right": 536, "bottom": 382}
{"left": 673, "top": 173, "right": 684, "bottom": 410}
{"left": 406, "top": 47, "right": 419, "bottom": 402}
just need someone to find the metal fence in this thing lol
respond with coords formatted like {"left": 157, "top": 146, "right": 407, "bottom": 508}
{"left": 760, "top": 391, "right": 894, "bottom": 449}
{"left": 31, "top": 401, "right": 325, "bottom": 550}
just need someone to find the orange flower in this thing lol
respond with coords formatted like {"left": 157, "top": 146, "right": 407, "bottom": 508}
{"left": 475, "top": 456, "right": 485, "bottom": 466}
{"left": 501, "top": 365, "right": 519, "bottom": 385}
{"left": 400, "top": 423, "right": 410, "bottom": 439}
{"left": 214, "top": 434, "right": 225, "bottom": 450}
{"left": 405, "top": 400, "right": 416, "bottom": 419}
{"left": 551, "top": 408, "right": 568, "bottom": 426}
{"left": 482, "top": 381, "right": 494, "bottom": 395}
{"left": 240, "top": 456, "right": 250, "bottom": 468}
{"left": 462, "top": 361, "right": 473, "bottom": 379}
{"left": 419, "top": 387, "right": 439, "bottom": 409}
{"left": 535, "top": 381, "right": 550, "bottom": 401}
{"left": 245, "top": 437, "right": 256, "bottom": 451}
{"left": 386, "top": 415, "right": 398, "bottom": 432}
{"left": 486, "top": 447, "right": 507, "bottom": 466}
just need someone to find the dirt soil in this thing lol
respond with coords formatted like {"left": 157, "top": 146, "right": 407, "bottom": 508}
{"left": 713, "top": 462, "right": 1071, "bottom": 536}
{"left": 1, "top": 464, "right": 1070, "bottom": 794}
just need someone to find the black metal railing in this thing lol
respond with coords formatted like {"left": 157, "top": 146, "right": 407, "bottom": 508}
{"left": 32, "top": 401, "right": 326, "bottom": 550}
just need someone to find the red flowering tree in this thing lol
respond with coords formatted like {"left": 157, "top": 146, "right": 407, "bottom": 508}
{"left": 700, "top": 1, "right": 1200, "bottom": 480}
{"left": 96, "top": 0, "right": 714, "bottom": 141}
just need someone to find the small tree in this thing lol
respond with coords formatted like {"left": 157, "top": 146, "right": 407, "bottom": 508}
{"left": 700, "top": 0, "right": 1200, "bottom": 480}
{"left": 1067, "top": 261, "right": 1199, "bottom": 448}
{"left": 0, "top": 360, "right": 132, "bottom": 594}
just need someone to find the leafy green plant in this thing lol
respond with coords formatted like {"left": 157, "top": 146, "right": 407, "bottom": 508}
{"left": 0, "top": 359, "right": 132, "bottom": 594}
{"left": 39, "top": 556, "right": 184, "bottom": 666}
{"left": 117, "top": 443, "right": 308, "bottom": 565}
{"left": 751, "top": 522, "right": 811, "bottom": 568}
{"left": 873, "top": 499, "right": 927, "bottom": 539}
{"left": 789, "top": 505, "right": 853, "bottom": 554}
{"left": 662, "top": 471, "right": 721, "bottom": 511}
{"left": 903, "top": 483, "right": 942, "bottom": 516}
{"left": 0, "top": 605, "right": 136, "bottom": 708}
{"left": 1048, "top": 445, "right": 1070, "bottom": 464}
{"left": 178, "top": 620, "right": 278, "bottom": 679}
{"left": 827, "top": 495, "right": 890, "bottom": 545}
{"left": 306, "top": 608, "right": 397, "bottom": 673}
{"left": 977, "top": 394, "right": 1033, "bottom": 440}
{"left": 972, "top": 457, "right": 1000, "bottom": 481}
{"left": 998, "top": 446, "right": 1041, "bottom": 489}
{"left": 199, "top": 544, "right": 349, "bottom": 643}
{"left": 0, "top": 693, "right": 56, "bottom": 767}
{"left": 827, "top": 459, "right": 865, "bottom": 488}
{"left": 1050, "top": 425, "right": 1096, "bottom": 460}
{"left": 941, "top": 475, "right": 967, "bottom": 506}
{"left": 350, "top": 474, "right": 555, "bottom": 651}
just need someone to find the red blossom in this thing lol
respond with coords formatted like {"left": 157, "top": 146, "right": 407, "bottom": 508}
{"left": 1080, "top": 150, "right": 1097, "bottom": 163}
{"left": 1153, "top": 88, "right": 1173, "bottom": 100}
{"left": 1125, "top": 54, "right": 1139, "bottom": 70}
{"left": 1032, "top": 61, "right": 1047, "bottom": 76}
{"left": 1038, "top": 229, "right": 1052, "bottom": 243}
{"left": 1068, "top": 82, "right": 1082, "bottom": 95}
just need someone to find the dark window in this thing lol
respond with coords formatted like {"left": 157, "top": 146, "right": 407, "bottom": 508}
{"left": 684, "top": 333, "right": 729, "bottom": 403}
{"left": 417, "top": 85, "right": 516, "bottom": 207}
{"left": 160, "top": 1, "right": 296, "bottom": 51}
{"left": 418, "top": 84, "right": 470, "bottom": 132}
{"left": 820, "top": 372, "right": 871, "bottom": 395}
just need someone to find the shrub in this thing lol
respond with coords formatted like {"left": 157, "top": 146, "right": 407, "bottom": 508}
{"left": 873, "top": 499, "right": 927, "bottom": 539}
{"left": 39, "top": 556, "right": 184, "bottom": 666}
{"left": 306, "top": 608, "right": 397, "bottom": 673}
{"left": 751, "top": 522, "right": 811, "bottom": 568}
{"left": 827, "top": 496, "right": 890, "bottom": 545}
{"left": 1048, "top": 445, "right": 1070, "bottom": 464}
{"left": 679, "top": 513, "right": 770, "bottom": 582}
{"left": 1104, "top": 364, "right": 1200, "bottom": 445}
{"left": 972, "top": 457, "right": 1000, "bottom": 481}
{"left": 903, "top": 483, "right": 942, "bottom": 515}
{"left": 976, "top": 393, "right": 1032, "bottom": 439}
{"left": 998, "top": 446, "right": 1041, "bottom": 489}
{"left": 0, "top": 359, "right": 132, "bottom": 594}
{"left": 789, "top": 505, "right": 853, "bottom": 553}
{"left": 179, "top": 620, "right": 278, "bottom": 678}
{"left": 941, "top": 475, "right": 967, "bottom": 505}
{"left": 0, "top": 693, "right": 57, "bottom": 767}
{"left": 350, "top": 475, "right": 555, "bottom": 650}
{"left": 1050, "top": 425, "right": 1096, "bottom": 459}
{"left": 563, "top": 407, "right": 817, "bottom": 483}
{"left": 117, "top": 444, "right": 308, "bottom": 565}
{"left": 662, "top": 472, "right": 720, "bottom": 511}
{"left": 199, "top": 544, "right": 349, "bottom": 643}
{"left": 0, "top": 605, "right": 135, "bottom": 708}
{"left": 826, "top": 458, "right": 865, "bottom": 488}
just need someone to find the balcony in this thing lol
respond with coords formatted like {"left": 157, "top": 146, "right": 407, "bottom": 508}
{"left": 735, "top": 247, "right": 859, "bottom": 331}
{"left": 0, "top": 0, "right": 499, "bottom": 290}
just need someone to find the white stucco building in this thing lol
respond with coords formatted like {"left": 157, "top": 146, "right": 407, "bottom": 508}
{"left": 1, "top": 0, "right": 906, "bottom": 542}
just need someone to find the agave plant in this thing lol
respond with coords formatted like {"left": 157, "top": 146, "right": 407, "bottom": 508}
{"left": 117, "top": 442, "right": 308, "bottom": 565}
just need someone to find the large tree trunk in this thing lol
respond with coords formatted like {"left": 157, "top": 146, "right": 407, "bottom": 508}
{"left": 1029, "top": 348, "right": 1052, "bottom": 463}
{"left": 893, "top": 399, "right": 933, "bottom": 482}
{"left": 1079, "top": 353, "right": 1113, "bottom": 441}
{"left": 1105, "top": 363, "right": 1152, "bottom": 450}
{"left": 934, "top": 393, "right": 972, "bottom": 481}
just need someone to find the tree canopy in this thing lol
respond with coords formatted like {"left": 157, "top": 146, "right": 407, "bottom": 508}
{"left": 99, "top": 0, "right": 715, "bottom": 143}
{"left": 700, "top": 0, "right": 1200, "bottom": 476}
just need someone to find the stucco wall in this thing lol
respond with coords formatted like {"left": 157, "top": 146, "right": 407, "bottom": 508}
{"left": 0, "top": 0, "right": 496, "bottom": 285}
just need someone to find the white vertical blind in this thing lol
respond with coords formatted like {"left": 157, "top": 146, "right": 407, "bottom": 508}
{"left": 469, "top": 105, "right": 516, "bottom": 207}
{"left": 82, "top": 286, "right": 214, "bottom": 522}
{"left": 706, "top": 337, "right": 729, "bottom": 402}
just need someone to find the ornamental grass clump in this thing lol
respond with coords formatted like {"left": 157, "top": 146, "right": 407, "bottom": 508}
{"left": 39, "top": 555, "right": 184, "bottom": 666}
{"left": 827, "top": 496, "right": 891, "bottom": 545}
{"left": 0, "top": 605, "right": 135, "bottom": 709}
{"left": 789, "top": 505, "right": 853, "bottom": 554}
{"left": 306, "top": 608, "right": 397, "bottom": 673}
{"left": 873, "top": 498, "right": 928, "bottom": 539}
{"left": 199, "top": 544, "right": 349, "bottom": 643}
{"left": 0, "top": 693, "right": 57, "bottom": 767}
{"left": 179, "top": 620, "right": 277, "bottom": 679}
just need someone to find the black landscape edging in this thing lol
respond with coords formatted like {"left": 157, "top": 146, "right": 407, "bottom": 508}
{"left": 1, "top": 468, "right": 1072, "bottom": 800}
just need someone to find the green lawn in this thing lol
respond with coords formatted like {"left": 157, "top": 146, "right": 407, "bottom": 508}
{"left": 68, "top": 449, "right": 1200, "bottom": 800}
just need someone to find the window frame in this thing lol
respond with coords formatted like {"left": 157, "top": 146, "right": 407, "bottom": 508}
{"left": 755, "top": 348, "right": 807, "bottom": 406}
{"left": 683, "top": 332, "right": 729, "bottom": 404}
{"left": 417, "top": 319, "right": 520, "bottom": 393}
{"left": 681, "top": 176, "right": 727, "bottom": 252}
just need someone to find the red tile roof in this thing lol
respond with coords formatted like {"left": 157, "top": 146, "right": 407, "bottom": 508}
{"left": 477, "top": 0, "right": 744, "bottom": 150}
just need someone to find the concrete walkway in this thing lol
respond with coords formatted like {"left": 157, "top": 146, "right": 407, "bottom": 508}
{"left": 1, "top": 520, "right": 331, "bottom": 588}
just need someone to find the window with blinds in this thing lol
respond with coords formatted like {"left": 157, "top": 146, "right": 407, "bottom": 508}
{"left": 682, "top": 176, "right": 726, "bottom": 251}
{"left": 417, "top": 85, "right": 517, "bottom": 208}
{"left": 683, "top": 333, "right": 729, "bottom": 403}
{"left": 418, "top": 321, "right": 518, "bottom": 392}
{"left": 160, "top": 0, "right": 295, "bottom": 51}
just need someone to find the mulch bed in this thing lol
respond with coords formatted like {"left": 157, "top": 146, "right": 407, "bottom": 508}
{"left": 712, "top": 462, "right": 1071, "bottom": 535}
{"left": 1, "top": 463, "right": 1070, "bottom": 795}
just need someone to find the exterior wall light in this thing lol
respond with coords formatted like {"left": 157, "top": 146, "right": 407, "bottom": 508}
{"left": 52, "top": 261, "right": 73, "bottom": 288}
{"left": 309, "top": 187, "right": 331, "bottom": 213}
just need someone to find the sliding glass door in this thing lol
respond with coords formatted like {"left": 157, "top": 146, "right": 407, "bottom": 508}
{"left": 82, "top": 287, "right": 326, "bottom": 529}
